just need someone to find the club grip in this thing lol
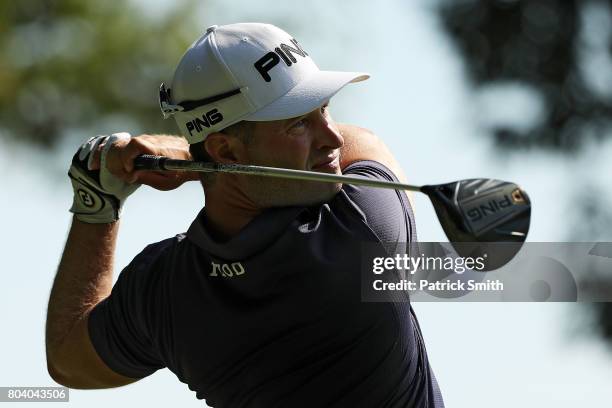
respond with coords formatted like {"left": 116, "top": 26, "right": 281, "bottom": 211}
{"left": 134, "top": 154, "right": 167, "bottom": 171}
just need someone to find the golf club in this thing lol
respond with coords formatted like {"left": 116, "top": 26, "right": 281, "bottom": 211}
{"left": 134, "top": 155, "right": 531, "bottom": 270}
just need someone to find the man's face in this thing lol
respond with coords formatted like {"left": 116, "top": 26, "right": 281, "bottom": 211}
{"left": 239, "top": 102, "right": 344, "bottom": 207}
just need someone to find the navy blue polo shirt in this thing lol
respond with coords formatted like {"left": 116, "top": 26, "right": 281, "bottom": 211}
{"left": 88, "top": 160, "right": 445, "bottom": 407}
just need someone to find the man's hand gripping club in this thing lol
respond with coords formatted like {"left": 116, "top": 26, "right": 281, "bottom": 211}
{"left": 68, "top": 133, "right": 196, "bottom": 223}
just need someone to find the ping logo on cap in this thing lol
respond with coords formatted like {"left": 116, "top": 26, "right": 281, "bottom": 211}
{"left": 254, "top": 38, "right": 309, "bottom": 82}
{"left": 185, "top": 108, "right": 224, "bottom": 136}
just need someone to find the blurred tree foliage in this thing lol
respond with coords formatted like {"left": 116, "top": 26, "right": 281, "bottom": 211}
{"left": 436, "top": 0, "right": 612, "bottom": 349}
{"left": 0, "top": 0, "right": 199, "bottom": 146}
{"left": 437, "top": 0, "right": 612, "bottom": 152}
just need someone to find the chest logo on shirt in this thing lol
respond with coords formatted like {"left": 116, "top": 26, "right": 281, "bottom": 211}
{"left": 209, "top": 261, "right": 246, "bottom": 278}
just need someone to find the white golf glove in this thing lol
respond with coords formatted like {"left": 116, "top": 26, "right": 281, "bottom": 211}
{"left": 68, "top": 132, "right": 141, "bottom": 223}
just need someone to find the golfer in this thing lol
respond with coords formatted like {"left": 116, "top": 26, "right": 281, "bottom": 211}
{"left": 46, "top": 23, "right": 444, "bottom": 407}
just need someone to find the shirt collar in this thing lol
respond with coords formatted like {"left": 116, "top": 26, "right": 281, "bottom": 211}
{"left": 186, "top": 205, "right": 307, "bottom": 259}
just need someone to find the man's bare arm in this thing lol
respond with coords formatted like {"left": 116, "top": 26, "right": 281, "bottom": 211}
{"left": 337, "top": 123, "right": 409, "bottom": 184}
{"left": 46, "top": 134, "right": 193, "bottom": 388}
{"left": 46, "top": 219, "right": 139, "bottom": 388}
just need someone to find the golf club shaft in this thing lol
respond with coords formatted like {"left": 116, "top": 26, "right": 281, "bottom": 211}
{"left": 134, "top": 154, "right": 422, "bottom": 192}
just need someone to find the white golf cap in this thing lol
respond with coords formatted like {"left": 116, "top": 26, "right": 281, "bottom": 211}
{"left": 159, "top": 22, "right": 369, "bottom": 144}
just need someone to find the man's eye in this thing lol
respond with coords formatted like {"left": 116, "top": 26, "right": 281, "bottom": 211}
{"left": 290, "top": 119, "right": 307, "bottom": 130}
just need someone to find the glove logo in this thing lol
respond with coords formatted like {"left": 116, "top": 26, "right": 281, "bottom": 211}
{"left": 78, "top": 189, "right": 95, "bottom": 207}
{"left": 71, "top": 181, "right": 103, "bottom": 214}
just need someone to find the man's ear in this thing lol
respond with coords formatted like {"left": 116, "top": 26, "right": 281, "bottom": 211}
{"left": 203, "top": 132, "right": 248, "bottom": 164}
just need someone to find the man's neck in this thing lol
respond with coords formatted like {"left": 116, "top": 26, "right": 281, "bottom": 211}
{"left": 201, "top": 182, "right": 262, "bottom": 242}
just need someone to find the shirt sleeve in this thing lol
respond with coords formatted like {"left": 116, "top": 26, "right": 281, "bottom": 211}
{"left": 87, "top": 240, "right": 173, "bottom": 379}
{"left": 341, "top": 160, "right": 417, "bottom": 245}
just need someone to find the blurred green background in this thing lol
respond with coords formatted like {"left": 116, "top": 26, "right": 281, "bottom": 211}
{"left": 0, "top": 0, "right": 198, "bottom": 146}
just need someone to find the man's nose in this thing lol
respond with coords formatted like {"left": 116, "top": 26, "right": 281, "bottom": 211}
{"left": 313, "top": 114, "right": 344, "bottom": 150}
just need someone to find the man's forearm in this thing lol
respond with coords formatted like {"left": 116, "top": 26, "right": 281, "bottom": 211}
{"left": 46, "top": 218, "right": 118, "bottom": 368}
{"left": 47, "top": 132, "right": 192, "bottom": 360}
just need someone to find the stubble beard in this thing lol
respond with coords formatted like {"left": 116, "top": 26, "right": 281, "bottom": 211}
{"left": 244, "top": 176, "right": 343, "bottom": 208}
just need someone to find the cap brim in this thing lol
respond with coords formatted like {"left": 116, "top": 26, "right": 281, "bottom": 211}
{"left": 245, "top": 70, "right": 369, "bottom": 121}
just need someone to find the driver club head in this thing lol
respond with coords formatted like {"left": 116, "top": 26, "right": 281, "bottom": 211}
{"left": 420, "top": 179, "right": 531, "bottom": 270}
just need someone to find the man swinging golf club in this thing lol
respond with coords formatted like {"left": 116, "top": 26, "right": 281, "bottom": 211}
{"left": 46, "top": 23, "right": 445, "bottom": 407}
